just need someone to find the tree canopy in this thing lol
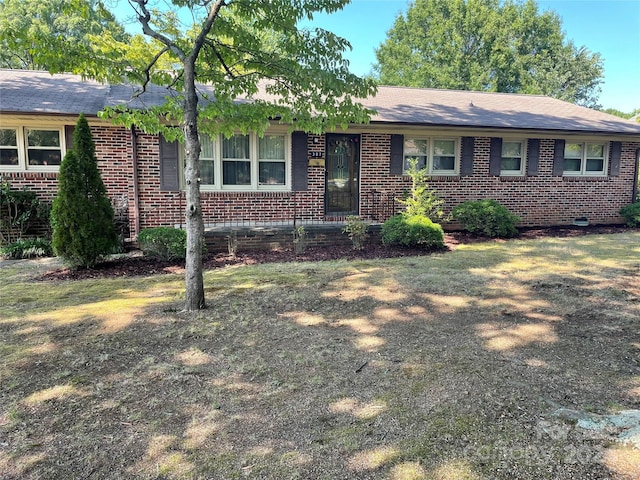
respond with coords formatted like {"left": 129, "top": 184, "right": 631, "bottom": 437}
{"left": 374, "top": 0, "right": 604, "bottom": 108}
{"left": 0, "top": 0, "right": 128, "bottom": 71}
{"left": 81, "top": 0, "right": 376, "bottom": 310}
{"left": 93, "top": 0, "right": 376, "bottom": 140}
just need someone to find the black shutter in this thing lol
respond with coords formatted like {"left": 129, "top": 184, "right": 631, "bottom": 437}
{"left": 552, "top": 139, "right": 565, "bottom": 176}
{"left": 291, "top": 131, "right": 308, "bottom": 192}
{"left": 64, "top": 125, "right": 75, "bottom": 152}
{"left": 526, "top": 139, "right": 540, "bottom": 176}
{"left": 460, "top": 137, "right": 475, "bottom": 176}
{"left": 390, "top": 134, "right": 404, "bottom": 175}
{"left": 489, "top": 137, "right": 502, "bottom": 176}
{"left": 609, "top": 141, "right": 622, "bottom": 176}
{"left": 159, "top": 134, "right": 180, "bottom": 191}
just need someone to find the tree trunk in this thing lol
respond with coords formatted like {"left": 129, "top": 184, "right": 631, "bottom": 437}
{"left": 182, "top": 61, "right": 206, "bottom": 310}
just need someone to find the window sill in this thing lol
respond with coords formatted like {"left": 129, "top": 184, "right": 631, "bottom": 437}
{"left": 0, "top": 170, "right": 59, "bottom": 179}
{"left": 199, "top": 189, "right": 291, "bottom": 196}
{"left": 499, "top": 175, "right": 527, "bottom": 181}
{"left": 562, "top": 175, "right": 609, "bottom": 181}
{"left": 405, "top": 174, "right": 459, "bottom": 182}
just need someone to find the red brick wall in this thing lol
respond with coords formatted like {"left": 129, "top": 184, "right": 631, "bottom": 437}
{"left": 4, "top": 126, "right": 639, "bottom": 237}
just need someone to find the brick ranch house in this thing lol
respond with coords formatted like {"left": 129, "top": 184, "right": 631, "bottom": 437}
{"left": 1, "top": 69, "right": 640, "bottom": 249}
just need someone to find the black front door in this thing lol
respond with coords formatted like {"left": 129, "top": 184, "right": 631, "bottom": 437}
{"left": 326, "top": 134, "right": 359, "bottom": 215}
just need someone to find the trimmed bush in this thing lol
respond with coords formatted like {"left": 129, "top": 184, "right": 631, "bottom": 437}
{"left": 51, "top": 114, "right": 119, "bottom": 267}
{"left": 620, "top": 202, "right": 640, "bottom": 227}
{"left": 137, "top": 227, "right": 187, "bottom": 260}
{"left": 381, "top": 214, "right": 445, "bottom": 248}
{"left": 452, "top": 199, "right": 520, "bottom": 238}
{"left": 0, "top": 238, "right": 52, "bottom": 259}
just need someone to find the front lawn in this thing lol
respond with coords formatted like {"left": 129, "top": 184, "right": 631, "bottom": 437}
{"left": 1, "top": 233, "right": 639, "bottom": 479}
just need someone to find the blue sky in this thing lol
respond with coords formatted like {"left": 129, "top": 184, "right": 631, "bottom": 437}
{"left": 114, "top": 0, "right": 640, "bottom": 112}
{"left": 300, "top": 0, "right": 640, "bottom": 112}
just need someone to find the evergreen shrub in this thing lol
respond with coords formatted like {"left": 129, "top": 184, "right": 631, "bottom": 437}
{"left": 51, "top": 114, "right": 119, "bottom": 267}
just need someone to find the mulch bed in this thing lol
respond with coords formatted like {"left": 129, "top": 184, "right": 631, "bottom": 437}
{"left": 38, "top": 224, "right": 635, "bottom": 281}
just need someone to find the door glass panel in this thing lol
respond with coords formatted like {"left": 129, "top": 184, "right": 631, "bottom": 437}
{"left": 326, "top": 135, "right": 359, "bottom": 214}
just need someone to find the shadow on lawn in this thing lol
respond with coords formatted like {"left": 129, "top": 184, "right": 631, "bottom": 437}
{"left": 1, "top": 233, "right": 639, "bottom": 479}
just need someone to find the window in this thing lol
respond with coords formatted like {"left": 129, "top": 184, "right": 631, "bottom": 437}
{"left": 200, "top": 135, "right": 216, "bottom": 186}
{"left": 258, "top": 135, "right": 286, "bottom": 185}
{"left": 222, "top": 134, "right": 251, "bottom": 186}
{"left": 0, "top": 129, "right": 19, "bottom": 167}
{"left": 403, "top": 137, "right": 459, "bottom": 175}
{"left": 26, "top": 129, "right": 62, "bottom": 166}
{"left": 403, "top": 138, "right": 428, "bottom": 171}
{"left": 0, "top": 127, "right": 64, "bottom": 171}
{"left": 564, "top": 142, "right": 608, "bottom": 175}
{"left": 501, "top": 140, "right": 526, "bottom": 175}
{"left": 183, "top": 132, "right": 289, "bottom": 191}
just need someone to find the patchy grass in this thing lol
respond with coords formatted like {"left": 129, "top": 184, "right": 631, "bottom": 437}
{"left": 1, "top": 233, "right": 639, "bottom": 479}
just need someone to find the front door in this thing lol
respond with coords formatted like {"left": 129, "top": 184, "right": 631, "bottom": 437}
{"left": 326, "top": 134, "right": 360, "bottom": 215}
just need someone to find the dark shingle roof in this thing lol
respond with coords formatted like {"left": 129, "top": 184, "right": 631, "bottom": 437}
{"left": 361, "top": 86, "right": 640, "bottom": 134}
{"left": 2, "top": 69, "right": 640, "bottom": 136}
{"left": 0, "top": 69, "right": 108, "bottom": 115}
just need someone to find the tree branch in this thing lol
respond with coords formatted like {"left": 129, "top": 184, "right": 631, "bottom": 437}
{"left": 130, "top": 0, "right": 186, "bottom": 62}
{"left": 189, "top": 0, "right": 226, "bottom": 62}
{"left": 203, "top": 38, "right": 236, "bottom": 79}
{"left": 134, "top": 46, "right": 170, "bottom": 97}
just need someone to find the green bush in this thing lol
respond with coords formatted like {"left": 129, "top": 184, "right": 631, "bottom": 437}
{"left": 51, "top": 114, "right": 119, "bottom": 267}
{"left": 381, "top": 214, "right": 444, "bottom": 248}
{"left": 619, "top": 202, "right": 640, "bottom": 227}
{"left": 0, "top": 238, "right": 52, "bottom": 259}
{"left": 452, "top": 199, "right": 520, "bottom": 238}
{"left": 137, "top": 227, "right": 187, "bottom": 260}
{"left": 1, "top": 180, "right": 49, "bottom": 244}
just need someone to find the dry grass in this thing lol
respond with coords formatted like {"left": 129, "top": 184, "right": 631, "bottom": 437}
{"left": 1, "top": 233, "right": 639, "bottom": 479}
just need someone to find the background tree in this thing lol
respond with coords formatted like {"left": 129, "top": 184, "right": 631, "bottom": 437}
{"left": 51, "top": 114, "right": 119, "bottom": 268}
{"left": 84, "top": 0, "right": 376, "bottom": 310}
{"left": 374, "top": 0, "right": 604, "bottom": 107}
{"left": 601, "top": 107, "right": 640, "bottom": 120}
{"left": 0, "top": 0, "right": 128, "bottom": 72}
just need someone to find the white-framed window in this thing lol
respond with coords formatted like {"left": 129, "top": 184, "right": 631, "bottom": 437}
{"left": 403, "top": 136, "right": 459, "bottom": 175}
{"left": 184, "top": 132, "right": 290, "bottom": 191}
{"left": 0, "top": 126, "right": 64, "bottom": 172}
{"left": 0, "top": 128, "right": 20, "bottom": 168}
{"left": 258, "top": 135, "right": 286, "bottom": 186}
{"left": 501, "top": 140, "right": 526, "bottom": 175}
{"left": 200, "top": 135, "right": 216, "bottom": 186}
{"left": 563, "top": 142, "right": 608, "bottom": 176}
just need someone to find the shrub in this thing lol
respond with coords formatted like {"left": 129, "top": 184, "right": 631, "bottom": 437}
{"left": 138, "top": 227, "right": 187, "bottom": 260}
{"left": 342, "top": 215, "right": 368, "bottom": 250}
{"left": 51, "top": 114, "right": 119, "bottom": 267}
{"left": 0, "top": 238, "right": 52, "bottom": 259}
{"left": 396, "top": 158, "right": 445, "bottom": 221}
{"left": 381, "top": 214, "right": 444, "bottom": 248}
{"left": 452, "top": 199, "right": 520, "bottom": 238}
{"left": 0, "top": 180, "right": 46, "bottom": 244}
{"left": 619, "top": 202, "right": 640, "bottom": 227}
